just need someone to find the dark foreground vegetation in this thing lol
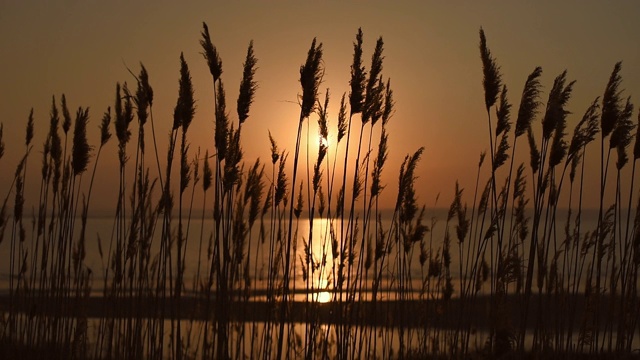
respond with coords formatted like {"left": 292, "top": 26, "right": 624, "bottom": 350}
{"left": 1, "top": 24, "right": 639, "bottom": 359}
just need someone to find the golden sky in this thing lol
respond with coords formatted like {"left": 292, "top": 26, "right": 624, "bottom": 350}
{"left": 1, "top": 1, "right": 639, "bottom": 212}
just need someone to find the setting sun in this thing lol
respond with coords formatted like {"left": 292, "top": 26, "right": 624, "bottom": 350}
{"left": 1, "top": 2, "right": 639, "bottom": 359}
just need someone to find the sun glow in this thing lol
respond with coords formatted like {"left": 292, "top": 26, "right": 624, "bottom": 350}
{"left": 316, "top": 291, "right": 332, "bottom": 303}
{"left": 320, "top": 135, "right": 329, "bottom": 149}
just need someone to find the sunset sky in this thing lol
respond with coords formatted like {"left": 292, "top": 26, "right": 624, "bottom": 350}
{"left": 1, "top": 1, "right": 639, "bottom": 212}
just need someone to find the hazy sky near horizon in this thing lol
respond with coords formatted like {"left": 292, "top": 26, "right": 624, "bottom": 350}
{"left": 1, "top": 1, "right": 639, "bottom": 212}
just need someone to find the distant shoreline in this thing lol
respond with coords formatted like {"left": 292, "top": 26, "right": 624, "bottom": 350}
{"left": 0, "top": 293, "right": 619, "bottom": 329}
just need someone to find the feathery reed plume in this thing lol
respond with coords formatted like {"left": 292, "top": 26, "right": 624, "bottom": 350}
{"left": 49, "top": 96, "right": 63, "bottom": 193}
{"left": 382, "top": 78, "right": 394, "bottom": 126}
{"left": 72, "top": 107, "right": 91, "bottom": 176}
{"left": 349, "top": 28, "right": 366, "bottom": 115}
{"left": 180, "top": 144, "right": 191, "bottom": 194}
{"left": 174, "top": 53, "right": 195, "bottom": 132}
{"left": 479, "top": 27, "right": 502, "bottom": 113}
{"left": 495, "top": 85, "right": 512, "bottom": 137}
{"left": 493, "top": 134, "right": 510, "bottom": 170}
{"left": 26, "top": 109, "right": 34, "bottom": 147}
{"left": 601, "top": 62, "right": 623, "bottom": 138}
{"left": 294, "top": 182, "right": 303, "bottom": 219}
{"left": 362, "top": 37, "right": 384, "bottom": 124}
{"left": 223, "top": 126, "right": 242, "bottom": 192}
{"left": 268, "top": 130, "right": 279, "bottom": 164}
{"left": 300, "top": 38, "right": 324, "bottom": 119}
{"left": 318, "top": 89, "right": 330, "bottom": 144}
{"left": 134, "top": 64, "right": 152, "bottom": 126}
{"left": 200, "top": 22, "right": 223, "bottom": 82}
{"left": 99, "top": 107, "right": 112, "bottom": 147}
{"left": 245, "top": 159, "right": 265, "bottom": 228}
{"left": 203, "top": 150, "right": 212, "bottom": 191}
{"left": 542, "top": 70, "right": 575, "bottom": 141}
{"left": 397, "top": 148, "right": 424, "bottom": 223}
{"left": 567, "top": 98, "right": 600, "bottom": 164}
{"left": 237, "top": 41, "right": 258, "bottom": 125}
{"left": 371, "top": 128, "right": 388, "bottom": 198}
{"left": 527, "top": 127, "right": 540, "bottom": 173}
{"left": 114, "top": 83, "right": 131, "bottom": 147}
{"left": 61, "top": 94, "right": 72, "bottom": 135}
{"left": 515, "top": 67, "right": 543, "bottom": 137}
{"left": 275, "top": 151, "right": 288, "bottom": 207}
{"left": 337, "top": 93, "right": 347, "bottom": 142}
{"left": 215, "top": 81, "right": 229, "bottom": 160}
{"left": 611, "top": 97, "right": 635, "bottom": 169}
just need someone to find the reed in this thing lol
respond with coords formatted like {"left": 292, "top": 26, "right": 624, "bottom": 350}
{"left": 1, "top": 24, "right": 639, "bottom": 360}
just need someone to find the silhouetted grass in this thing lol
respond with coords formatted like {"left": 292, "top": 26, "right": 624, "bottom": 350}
{"left": 0, "top": 24, "right": 639, "bottom": 360}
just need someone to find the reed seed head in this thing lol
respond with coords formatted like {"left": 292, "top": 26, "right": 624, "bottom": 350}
{"left": 268, "top": 130, "right": 279, "bottom": 164}
{"left": 72, "top": 106, "right": 92, "bottom": 176}
{"left": 337, "top": 93, "right": 347, "bottom": 142}
{"left": 274, "top": 151, "right": 288, "bottom": 207}
{"left": 135, "top": 64, "right": 152, "bottom": 125}
{"left": 203, "top": 149, "right": 212, "bottom": 192}
{"left": 527, "top": 127, "right": 540, "bottom": 173}
{"left": 363, "top": 38, "right": 384, "bottom": 124}
{"left": 479, "top": 27, "right": 502, "bottom": 112}
{"left": 493, "top": 133, "right": 510, "bottom": 170}
{"left": 215, "top": 81, "right": 229, "bottom": 161}
{"left": 515, "top": 67, "right": 543, "bottom": 137}
{"left": 567, "top": 98, "right": 600, "bottom": 164}
{"left": 200, "top": 22, "right": 223, "bottom": 82}
{"left": 99, "top": 107, "right": 112, "bottom": 147}
{"left": 61, "top": 94, "right": 72, "bottom": 134}
{"left": 114, "top": 83, "right": 131, "bottom": 145}
{"left": 601, "top": 62, "right": 623, "bottom": 138}
{"left": 611, "top": 97, "right": 635, "bottom": 170}
{"left": 495, "top": 85, "right": 511, "bottom": 137}
{"left": 174, "top": 53, "right": 195, "bottom": 132}
{"left": 237, "top": 40, "right": 258, "bottom": 125}
{"left": 26, "top": 108, "right": 34, "bottom": 147}
{"left": 349, "top": 28, "right": 366, "bottom": 115}
{"left": 294, "top": 182, "right": 304, "bottom": 219}
{"left": 382, "top": 78, "right": 394, "bottom": 126}
{"left": 542, "top": 70, "right": 574, "bottom": 141}
{"left": 300, "top": 38, "right": 324, "bottom": 119}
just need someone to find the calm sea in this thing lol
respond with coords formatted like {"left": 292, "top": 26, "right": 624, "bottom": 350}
{"left": 0, "top": 207, "right": 630, "bottom": 296}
